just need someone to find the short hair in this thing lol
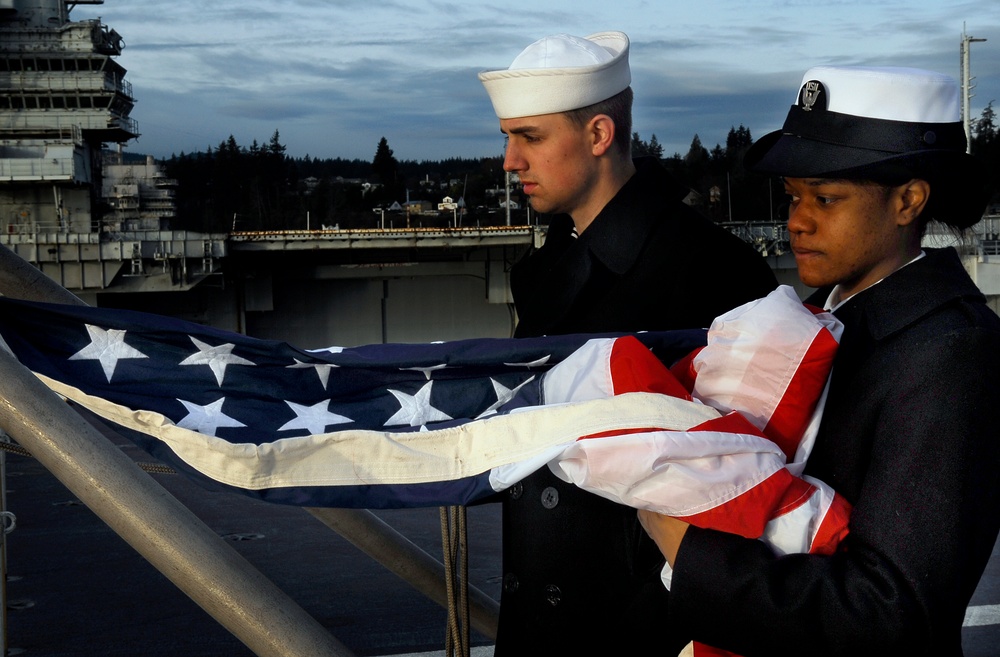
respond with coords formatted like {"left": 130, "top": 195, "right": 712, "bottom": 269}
{"left": 564, "top": 86, "right": 634, "bottom": 157}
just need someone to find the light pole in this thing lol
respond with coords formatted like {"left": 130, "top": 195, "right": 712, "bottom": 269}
{"left": 961, "top": 24, "right": 987, "bottom": 153}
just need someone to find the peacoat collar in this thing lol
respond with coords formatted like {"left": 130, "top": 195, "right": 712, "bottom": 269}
{"left": 511, "top": 157, "right": 691, "bottom": 337}
{"left": 577, "top": 156, "right": 691, "bottom": 275}
{"left": 816, "top": 247, "right": 986, "bottom": 341}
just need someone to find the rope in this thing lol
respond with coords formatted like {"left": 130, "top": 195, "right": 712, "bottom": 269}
{"left": 439, "top": 505, "right": 471, "bottom": 657}
{"left": 0, "top": 439, "right": 176, "bottom": 475}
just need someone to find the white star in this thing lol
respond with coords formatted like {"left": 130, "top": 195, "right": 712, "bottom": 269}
{"left": 287, "top": 358, "right": 336, "bottom": 389}
{"left": 402, "top": 363, "right": 448, "bottom": 380}
{"left": 476, "top": 376, "right": 535, "bottom": 418}
{"left": 179, "top": 336, "right": 255, "bottom": 386}
{"left": 176, "top": 398, "right": 246, "bottom": 436}
{"left": 307, "top": 345, "right": 345, "bottom": 355}
{"left": 384, "top": 381, "right": 452, "bottom": 427}
{"left": 504, "top": 355, "right": 551, "bottom": 368}
{"left": 278, "top": 400, "right": 353, "bottom": 434}
{"left": 69, "top": 325, "right": 147, "bottom": 382}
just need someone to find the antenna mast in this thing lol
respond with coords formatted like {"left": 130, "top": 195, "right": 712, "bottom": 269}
{"left": 961, "top": 23, "right": 987, "bottom": 153}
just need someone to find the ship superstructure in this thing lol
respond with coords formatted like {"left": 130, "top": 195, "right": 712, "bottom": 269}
{"left": 0, "top": 0, "right": 225, "bottom": 299}
{"left": 0, "top": 0, "right": 136, "bottom": 234}
{"left": 101, "top": 154, "right": 178, "bottom": 232}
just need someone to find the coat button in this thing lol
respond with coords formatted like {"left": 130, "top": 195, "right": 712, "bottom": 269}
{"left": 503, "top": 573, "right": 519, "bottom": 593}
{"left": 540, "top": 486, "right": 559, "bottom": 509}
{"left": 509, "top": 482, "right": 523, "bottom": 500}
{"left": 544, "top": 584, "right": 562, "bottom": 606}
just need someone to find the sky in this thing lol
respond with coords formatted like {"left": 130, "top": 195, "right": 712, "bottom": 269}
{"left": 71, "top": 0, "right": 1000, "bottom": 164}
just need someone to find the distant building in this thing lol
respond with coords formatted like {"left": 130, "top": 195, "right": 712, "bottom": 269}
{"left": 404, "top": 200, "right": 433, "bottom": 214}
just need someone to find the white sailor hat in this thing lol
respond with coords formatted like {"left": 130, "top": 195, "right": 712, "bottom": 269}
{"left": 745, "top": 65, "right": 987, "bottom": 228}
{"left": 478, "top": 31, "right": 631, "bottom": 119}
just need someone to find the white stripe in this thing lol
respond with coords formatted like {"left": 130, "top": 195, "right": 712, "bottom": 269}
{"left": 540, "top": 337, "right": 616, "bottom": 403}
{"left": 762, "top": 478, "right": 835, "bottom": 556}
{"left": 549, "top": 427, "right": 783, "bottom": 516}
{"left": 36, "top": 373, "right": 716, "bottom": 491}
{"left": 692, "top": 285, "right": 840, "bottom": 431}
{"left": 964, "top": 604, "right": 1000, "bottom": 627}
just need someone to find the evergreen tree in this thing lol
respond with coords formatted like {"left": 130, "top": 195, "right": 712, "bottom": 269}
{"left": 724, "top": 124, "right": 754, "bottom": 177}
{"left": 683, "top": 134, "right": 710, "bottom": 185}
{"left": 268, "top": 129, "right": 286, "bottom": 157}
{"left": 649, "top": 135, "right": 663, "bottom": 159}
{"left": 372, "top": 137, "right": 398, "bottom": 186}
{"left": 972, "top": 101, "right": 1000, "bottom": 205}
{"left": 631, "top": 132, "right": 664, "bottom": 159}
{"left": 372, "top": 137, "right": 402, "bottom": 204}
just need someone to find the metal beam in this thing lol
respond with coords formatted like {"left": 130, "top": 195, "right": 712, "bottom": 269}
{"left": 0, "top": 244, "right": 352, "bottom": 657}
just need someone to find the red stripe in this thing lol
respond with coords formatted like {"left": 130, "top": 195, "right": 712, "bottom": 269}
{"left": 688, "top": 410, "right": 764, "bottom": 436}
{"left": 576, "top": 426, "right": 665, "bottom": 441}
{"left": 668, "top": 346, "right": 702, "bottom": 393}
{"left": 680, "top": 464, "right": 816, "bottom": 539}
{"left": 609, "top": 335, "right": 693, "bottom": 400}
{"left": 761, "top": 328, "right": 839, "bottom": 459}
{"left": 808, "top": 491, "right": 852, "bottom": 555}
{"left": 693, "top": 642, "right": 744, "bottom": 657}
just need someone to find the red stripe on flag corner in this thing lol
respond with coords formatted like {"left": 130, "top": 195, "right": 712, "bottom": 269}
{"left": 576, "top": 426, "right": 667, "bottom": 441}
{"left": 803, "top": 302, "right": 827, "bottom": 315}
{"left": 679, "top": 465, "right": 816, "bottom": 539}
{"left": 577, "top": 409, "right": 766, "bottom": 447}
{"left": 669, "top": 346, "right": 703, "bottom": 393}
{"left": 609, "top": 335, "right": 693, "bottom": 400}
{"left": 808, "top": 491, "right": 852, "bottom": 555}
{"left": 761, "top": 327, "right": 839, "bottom": 459}
{"left": 693, "top": 642, "right": 745, "bottom": 657}
{"left": 688, "top": 410, "right": 765, "bottom": 436}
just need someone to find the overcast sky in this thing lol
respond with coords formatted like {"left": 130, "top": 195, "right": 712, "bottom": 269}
{"left": 72, "top": 0, "right": 1000, "bottom": 163}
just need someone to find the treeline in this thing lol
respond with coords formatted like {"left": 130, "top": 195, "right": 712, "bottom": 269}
{"left": 162, "top": 132, "right": 512, "bottom": 232}
{"left": 159, "top": 106, "right": 1000, "bottom": 233}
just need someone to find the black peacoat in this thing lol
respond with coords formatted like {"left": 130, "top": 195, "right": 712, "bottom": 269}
{"left": 494, "top": 157, "right": 778, "bottom": 656}
{"left": 669, "top": 247, "right": 1000, "bottom": 656}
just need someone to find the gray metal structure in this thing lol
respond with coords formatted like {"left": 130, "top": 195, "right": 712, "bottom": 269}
{"left": 0, "top": 0, "right": 136, "bottom": 234}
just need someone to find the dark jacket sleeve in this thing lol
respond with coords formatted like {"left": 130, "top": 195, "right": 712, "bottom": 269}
{"left": 668, "top": 313, "right": 1000, "bottom": 656}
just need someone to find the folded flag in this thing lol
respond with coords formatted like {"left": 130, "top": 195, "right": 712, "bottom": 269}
{"left": 0, "top": 285, "right": 852, "bottom": 593}
{"left": 0, "top": 295, "right": 706, "bottom": 508}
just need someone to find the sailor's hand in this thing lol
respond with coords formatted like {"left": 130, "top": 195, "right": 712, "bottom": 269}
{"left": 638, "top": 509, "right": 689, "bottom": 567}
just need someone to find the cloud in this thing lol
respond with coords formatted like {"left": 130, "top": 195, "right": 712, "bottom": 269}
{"left": 72, "top": 0, "right": 1000, "bottom": 162}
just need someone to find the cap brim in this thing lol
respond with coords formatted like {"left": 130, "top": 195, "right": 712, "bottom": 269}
{"left": 745, "top": 130, "right": 899, "bottom": 178}
{"left": 745, "top": 131, "right": 989, "bottom": 228}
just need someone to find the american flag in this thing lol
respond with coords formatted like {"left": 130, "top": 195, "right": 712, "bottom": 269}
{"left": 0, "top": 286, "right": 851, "bottom": 576}
{"left": 0, "top": 294, "right": 705, "bottom": 507}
